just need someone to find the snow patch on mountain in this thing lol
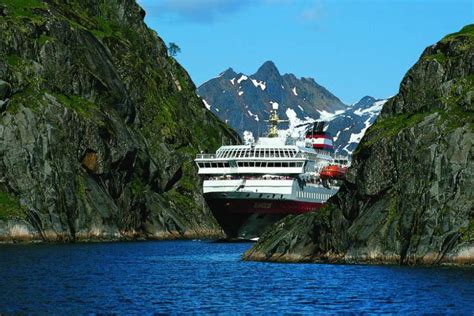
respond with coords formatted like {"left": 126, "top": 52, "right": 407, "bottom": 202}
{"left": 251, "top": 78, "right": 266, "bottom": 90}
{"left": 238, "top": 91, "right": 244, "bottom": 96}
{"left": 230, "top": 78, "right": 235, "bottom": 85}
{"left": 248, "top": 109, "right": 260, "bottom": 122}
{"left": 317, "top": 109, "right": 345, "bottom": 121}
{"left": 349, "top": 117, "right": 372, "bottom": 145}
{"left": 284, "top": 108, "right": 314, "bottom": 139}
{"left": 203, "top": 99, "right": 211, "bottom": 110}
{"left": 237, "top": 75, "right": 248, "bottom": 84}
{"left": 354, "top": 99, "right": 387, "bottom": 116}
{"left": 292, "top": 87, "right": 298, "bottom": 96}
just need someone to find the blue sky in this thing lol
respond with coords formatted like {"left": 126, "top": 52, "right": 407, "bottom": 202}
{"left": 138, "top": 0, "right": 472, "bottom": 104}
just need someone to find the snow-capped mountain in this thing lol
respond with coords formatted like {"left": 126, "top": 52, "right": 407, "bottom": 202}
{"left": 198, "top": 61, "right": 386, "bottom": 155}
{"left": 276, "top": 96, "right": 387, "bottom": 155}
{"left": 197, "top": 61, "right": 346, "bottom": 136}
{"left": 327, "top": 96, "right": 387, "bottom": 154}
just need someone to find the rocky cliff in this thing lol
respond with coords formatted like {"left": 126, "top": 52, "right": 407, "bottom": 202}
{"left": 0, "top": 0, "right": 239, "bottom": 241}
{"left": 244, "top": 25, "right": 474, "bottom": 265}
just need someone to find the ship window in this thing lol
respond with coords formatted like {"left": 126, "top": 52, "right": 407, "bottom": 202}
{"left": 269, "top": 162, "right": 274, "bottom": 167}
{"left": 275, "top": 150, "right": 280, "bottom": 157}
{"left": 237, "top": 162, "right": 243, "bottom": 167}
{"left": 282, "top": 162, "right": 289, "bottom": 168}
{"left": 275, "top": 162, "right": 281, "bottom": 167}
{"left": 218, "top": 163, "right": 223, "bottom": 168}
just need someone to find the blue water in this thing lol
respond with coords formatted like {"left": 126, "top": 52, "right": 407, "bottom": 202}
{"left": 0, "top": 241, "right": 473, "bottom": 314}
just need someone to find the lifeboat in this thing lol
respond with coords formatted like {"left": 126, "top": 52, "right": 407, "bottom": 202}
{"left": 320, "top": 165, "right": 348, "bottom": 180}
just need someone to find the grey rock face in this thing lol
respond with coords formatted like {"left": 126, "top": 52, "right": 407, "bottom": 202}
{"left": 244, "top": 25, "right": 474, "bottom": 265}
{"left": 0, "top": 0, "right": 239, "bottom": 242}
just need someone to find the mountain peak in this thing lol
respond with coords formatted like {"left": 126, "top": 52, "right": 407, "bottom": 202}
{"left": 219, "top": 67, "right": 237, "bottom": 79}
{"left": 255, "top": 60, "right": 280, "bottom": 78}
{"left": 354, "top": 95, "right": 377, "bottom": 107}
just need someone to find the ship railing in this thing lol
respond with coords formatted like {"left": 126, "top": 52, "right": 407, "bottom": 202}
{"left": 204, "top": 175, "right": 295, "bottom": 181}
{"left": 196, "top": 154, "right": 217, "bottom": 159}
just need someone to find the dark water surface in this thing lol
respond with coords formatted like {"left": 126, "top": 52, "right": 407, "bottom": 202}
{"left": 0, "top": 240, "right": 473, "bottom": 314}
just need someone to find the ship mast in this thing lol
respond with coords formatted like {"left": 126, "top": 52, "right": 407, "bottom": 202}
{"left": 267, "top": 103, "right": 288, "bottom": 138}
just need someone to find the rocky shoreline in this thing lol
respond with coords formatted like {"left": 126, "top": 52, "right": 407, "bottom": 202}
{"left": 0, "top": 220, "right": 224, "bottom": 243}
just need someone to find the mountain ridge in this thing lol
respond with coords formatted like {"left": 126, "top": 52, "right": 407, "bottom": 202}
{"left": 199, "top": 61, "right": 386, "bottom": 154}
{"left": 197, "top": 60, "right": 346, "bottom": 137}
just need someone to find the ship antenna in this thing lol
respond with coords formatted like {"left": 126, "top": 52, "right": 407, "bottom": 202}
{"left": 266, "top": 102, "right": 288, "bottom": 138}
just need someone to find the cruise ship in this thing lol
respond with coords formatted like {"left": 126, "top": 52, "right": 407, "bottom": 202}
{"left": 195, "top": 103, "right": 349, "bottom": 238}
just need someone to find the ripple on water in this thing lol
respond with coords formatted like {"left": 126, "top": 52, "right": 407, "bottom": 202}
{"left": 0, "top": 241, "right": 473, "bottom": 314}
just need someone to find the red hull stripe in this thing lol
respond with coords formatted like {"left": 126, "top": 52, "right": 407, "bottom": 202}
{"left": 313, "top": 144, "right": 334, "bottom": 150}
{"left": 206, "top": 198, "right": 324, "bottom": 215}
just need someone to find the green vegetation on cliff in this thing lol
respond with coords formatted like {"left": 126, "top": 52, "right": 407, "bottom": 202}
{"left": 0, "top": 191, "right": 25, "bottom": 221}
{"left": 244, "top": 24, "right": 474, "bottom": 265}
{"left": 0, "top": 0, "right": 239, "bottom": 241}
